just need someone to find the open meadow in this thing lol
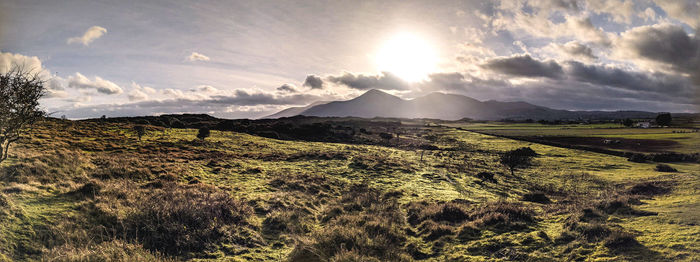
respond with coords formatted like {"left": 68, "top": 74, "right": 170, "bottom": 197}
{"left": 0, "top": 118, "right": 697, "bottom": 261}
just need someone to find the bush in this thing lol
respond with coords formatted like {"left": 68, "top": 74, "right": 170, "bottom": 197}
{"left": 196, "top": 127, "right": 210, "bottom": 140}
{"left": 134, "top": 125, "right": 146, "bottom": 141}
{"left": 603, "top": 230, "right": 639, "bottom": 249}
{"left": 378, "top": 132, "right": 393, "bottom": 140}
{"left": 126, "top": 184, "right": 260, "bottom": 256}
{"left": 654, "top": 164, "right": 677, "bottom": 172}
{"left": 627, "top": 153, "right": 646, "bottom": 163}
{"left": 475, "top": 172, "right": 496, "bottom": 183}
{"left": 500, "top": 147, "right": 536, "bottom": 176}
{"left": 627, "top": 182, "right": 671, "bottom": 196}
{"left": 470, "top": 201, "right": 535, "bottom": 230}
{"left": 521, "top": 192, "right": 550, "bottom": 204}
{"left": 288, "top": 184, "right": 411, "bottom": 262}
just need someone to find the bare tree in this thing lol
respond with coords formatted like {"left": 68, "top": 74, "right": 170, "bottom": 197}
{"left": 0, "top": 66, "right": 46, "bottom": 163}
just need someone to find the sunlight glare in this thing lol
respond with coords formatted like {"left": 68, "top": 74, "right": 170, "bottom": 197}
{"left": 375, "top": 33, "right": 438, "bottom": 82}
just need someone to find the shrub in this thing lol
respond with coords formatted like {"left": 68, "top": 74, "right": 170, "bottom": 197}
{"left": 654, "top": 164, "right": 677, "bottom": 172}
{"left": 475, "top": 172, "right": 496, "bottom": 183}
{"left": 456, "top": 223, "right": 481, "bottom": 241}
{"left": 126, "top": 184, "right": 260, "bottom": 256}
{"left": 603, "top": 230, "right": 639, "bottom": 249}
{"left": 378, "top": 132, "right": 393, "bottom": 141}
{"left": 470, "top": 201, "right": 535, "bottom": 230}
{"left": 425, "top": 202, "right": 470, "bottom": 224}
{"left": 134, "top": 125, "right": 146, "bottom": 141}
{"left": 500, "top": 147, "right": 536, "bottom": 176}
{"left": 418, "top": 220, "right": 455, "bottom": 241}
{"left": 288, "top": 184, "right": 411, "bottom": 262}
{"left": 196, "top": 127, "right": 210, "bottom": 140}
{"left": 627, "top": 153, "right": 646, "bottom": 163}
{"left": 521, "top": 192, "right": 550, "bottom": 204}
{"left": 627, "top": 182, "right": 671, "bottom": 196}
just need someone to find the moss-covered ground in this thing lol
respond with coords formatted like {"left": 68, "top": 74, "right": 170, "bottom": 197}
{"left": 0, "top": 119, "right": 697, "bottom": 261}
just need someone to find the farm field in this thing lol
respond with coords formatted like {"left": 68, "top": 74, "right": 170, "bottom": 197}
{"left": 449, "top": 122, "right": 700, "bottom": 154}
{"left": 0, "top": 118, "right": 698, "bottom": 261}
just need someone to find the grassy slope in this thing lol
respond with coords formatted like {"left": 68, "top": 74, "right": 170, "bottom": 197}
{"left": 0, "top": 119, "right": 697, "bottom": 261}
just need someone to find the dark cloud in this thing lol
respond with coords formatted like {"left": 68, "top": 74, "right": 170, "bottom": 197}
{"left": 481, "top": 54, "right": 564, "bottom": 79}
{"left": 619, "top": 23, "right": 700, "bottom": 84}
{"left": 425, "top": 72, "right": 467, "bottom": 91}
{"left": 210, "top": 90, "right": 319, "bottom": 106}
{"left": 560, "top": 41, "right": 596, "bottom": 60}
{"left": 411, "top": 59, "right": 697, "bottom": 112}
{"left": 327, "top": 71, "right": 409, "bottom": 90}
{"left": 302, "top": 74, "right": 324, "bottom": 89}
{"left": 564, "top": 61, "right": 694, "bottom": 96}
{"left": 276, "top": 84, "right": 297, "bottom": 93}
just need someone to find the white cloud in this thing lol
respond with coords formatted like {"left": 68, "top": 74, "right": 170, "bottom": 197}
{"left": 0, "top": 51, "right": 66, "bottom": 96}
{"left": 585, "top": 0, "right": 635, "bottom": 24}
{"left": 67, "top": 72, "right": 123, "bottom": 94}
{"left": 187, "top": 52, "right": 210, "bottom": 62}
{"left": 67, "top": 26, "right": 107, "bottom": 46}
{"left": 128, "top": 82, "right": 155, "bottom": 101}
{"left": 653, "top": 0, "right": 700, "bottom": 28}
{"left": 197, "top": 85, "right": 218, "bottom": 93}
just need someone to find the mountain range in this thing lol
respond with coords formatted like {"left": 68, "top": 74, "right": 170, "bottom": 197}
{"left": 265, "top": 89, "right": 668, "bottom": 120}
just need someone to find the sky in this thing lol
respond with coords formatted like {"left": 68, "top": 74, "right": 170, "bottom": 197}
{"left": 0, "top": 0, "right": 698, "bottom": 119}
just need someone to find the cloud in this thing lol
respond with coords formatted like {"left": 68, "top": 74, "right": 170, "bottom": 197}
{"left": 57, "top": 88, "right": 331, "bottom": 119}
{"left": 481, "top": 54, "right": 564, "bottom": 78}
{"left": 67, "top": 73, "right": 123, "bottom": 94}
{"left": 563, "top": 61, "right": 695, "bottom": 96}
{"left": 558, "top": 41, "right": 597, "bottom": 60}
{"left": 276, "top": 84, "right": 297, "bottom": 93}
{"left": 67, "top": 26, "right": 107, "bottom": 46}
{"left": 585, "top": 0, "right": 635, "bottom": 24}
{"left": 0, "top": 51, "right": 65, "bottom": 96}
{"left": 616, "top": 23, "right": 700, "bottom": 84}
{"left": 128, "top": 82, "right": 155, "bottom": 101}
{"left": 187, "top": 52, "right": 210, "bottom": 62}
{"left": 302, "top": 74, "right": 324, "bottom": 89}
{"left": 327, "top": 71, "right": 410, "bottom": 90}
{"left": 197, "top": 85, "right": 218, "bottom": 93}
{"left": 653, "top": 0, "right": 700, "bottom": 28}
{"left": 128, "top": 89, "right": 148, "bottom": 101}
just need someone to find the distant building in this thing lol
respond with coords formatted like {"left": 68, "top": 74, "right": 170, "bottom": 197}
{"left": 635, "top": 121, "right": 651, "bottom": 128}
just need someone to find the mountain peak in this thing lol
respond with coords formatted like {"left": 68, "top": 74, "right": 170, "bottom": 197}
{"left": 354, "top": 89, "right": 401, "bottom": 101}
{"left": 361, "top": 89, "right": 390, "bottom": 96}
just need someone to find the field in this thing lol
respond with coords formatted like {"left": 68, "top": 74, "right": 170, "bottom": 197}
{"left": 450, "top": 122, "right": 700, "bottom": 155}
{"left": 0, "top": 118, "right": 698, "bottom": 261}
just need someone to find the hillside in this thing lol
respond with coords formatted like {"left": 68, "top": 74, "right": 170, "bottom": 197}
{"left": 0, "top": 118, "right": 697, "bottom": 261}
{"left": 263, "top": 101, "right": 331, "bottom": 119}
{"left": 268, "top": 89, "right": 666, "bottom": 120}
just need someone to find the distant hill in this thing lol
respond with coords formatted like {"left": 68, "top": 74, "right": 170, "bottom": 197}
{"left": 263, "top": 101, "right": 330, "bottom": 119}
{"left": 267, "top": 89, "right": 664, "bottom": 120}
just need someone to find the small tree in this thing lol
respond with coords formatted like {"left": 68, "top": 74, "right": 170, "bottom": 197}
{"left": 622, "top": 118, "right": 633, "bottom": 127}
{"left": 379, "top": 132, "right": 393, "bottom": 141}
{"left": 197, "top": 127, "right": 210, "bottom": 141}
{"left": 499, "top": 147, "right": 536, "bottom": 176}
{"left": 0, "top": 66, "right": 46, "bottom": 163}
{"left": 655, "top": 113, "right": 671, "bottom": 127}
{"left": 134, "top": 125, "right": 146, "bottom": 141}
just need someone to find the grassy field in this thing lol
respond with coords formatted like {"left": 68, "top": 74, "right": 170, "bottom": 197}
{"left": 450, "top": 122, "right": 700, "bottom": 154}
{"left": 0, "top": 119, "right": 698, "bottom": 261}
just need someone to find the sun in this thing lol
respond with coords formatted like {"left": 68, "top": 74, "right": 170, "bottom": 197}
{"left": 375, "top": 32, "right": 438, "bottom": 82}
